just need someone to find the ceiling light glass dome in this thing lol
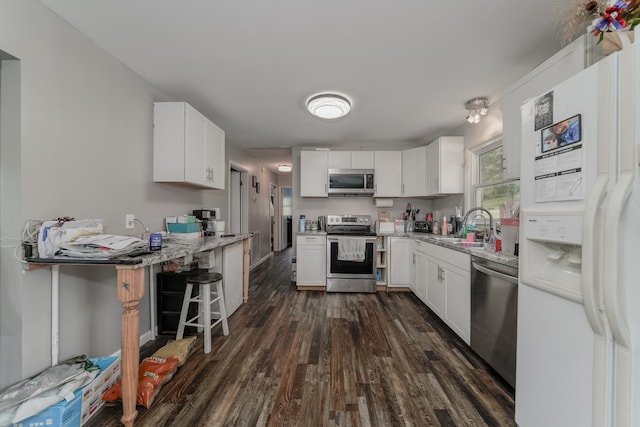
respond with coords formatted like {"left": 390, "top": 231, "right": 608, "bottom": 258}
{"left": 306, "top": 93, "right": 352, "bottom": 119}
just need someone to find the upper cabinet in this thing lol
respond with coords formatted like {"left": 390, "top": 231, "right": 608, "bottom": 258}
{"left": 426, "top": 137, "right": 464, "bottom": 196}
{"left": 300, "top": 150, "right": 328, "bottom": 197}
{"left": 374, "top": 151, "right": 402, "bottom": 197}
{"left": 502, "top": 36, "right": 587, "bottom": 180}
{"left": 402, "top": 146, "right": 427, "bottom": 197}
{"left": 153, "top": 102, "right": 225, "bottom": 190}
{"left": 328, "top": 151, "right": 374, "bottom": 169}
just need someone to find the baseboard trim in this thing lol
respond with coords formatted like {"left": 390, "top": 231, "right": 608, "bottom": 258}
{"left": 249, "top": 252, "right": 273, "bottom": 271}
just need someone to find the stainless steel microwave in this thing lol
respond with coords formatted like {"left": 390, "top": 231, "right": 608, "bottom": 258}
{"left": 328, "top": 169, "right": 374, "bottom": 195}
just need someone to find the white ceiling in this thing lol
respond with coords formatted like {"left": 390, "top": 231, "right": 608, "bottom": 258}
{"left": 38, "top": 0, "right": 580, "bottom": 174}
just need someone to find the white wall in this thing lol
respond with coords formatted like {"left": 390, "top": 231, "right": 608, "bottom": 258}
{"left": 0, "top": 1, "right": 273, "bottom": 386}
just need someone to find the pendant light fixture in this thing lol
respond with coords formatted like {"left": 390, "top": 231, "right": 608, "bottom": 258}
{"left": 306, "top": 93, "right": 352, "bottom": 119}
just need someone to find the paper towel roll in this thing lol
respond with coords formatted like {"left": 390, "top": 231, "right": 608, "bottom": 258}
{"left": 374, "top": 198, "right": 393, "bottom": 208}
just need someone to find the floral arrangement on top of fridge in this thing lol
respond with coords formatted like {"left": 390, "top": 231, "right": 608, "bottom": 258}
{"left": 553, "top": 0, "right": 639, "bottom": 45}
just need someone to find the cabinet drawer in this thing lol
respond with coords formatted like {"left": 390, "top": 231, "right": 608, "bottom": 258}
{"left": 297, "top": 235, "right": 326, "bottom": 246}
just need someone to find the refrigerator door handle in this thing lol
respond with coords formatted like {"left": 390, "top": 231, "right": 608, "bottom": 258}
{"left": 603, "top": 171, "right": 633, "bottom": 348}
{"left": 581, "top": 174, "right": 608, "bottom": 336}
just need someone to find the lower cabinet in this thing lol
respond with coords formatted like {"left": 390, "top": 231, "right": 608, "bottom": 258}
{"left": 296, "top": 235, "right": 326, "bottom": 288}
{"left": 389, "top": 237, "right": 411, "bottom": 287}
{"left": 422, "top": 243, "right": 471, "bottom": 344}
{"left": 222, "top": 242, "right": 244, "bottom": 315}
{"left": 412, "top": 245, "right": 427, "bottom": 301}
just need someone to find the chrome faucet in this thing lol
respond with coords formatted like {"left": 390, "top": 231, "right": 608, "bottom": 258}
{"left": 458, "top": 207, "right": 494, "bottom": 241}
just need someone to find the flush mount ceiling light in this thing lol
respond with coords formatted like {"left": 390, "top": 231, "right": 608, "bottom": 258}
{"left": 278, "top": 164, "right": 292, "bottom": 172}
{"left": 465, "top": 97, "right": 490, "bottom": 124}
{"left": 306, "top": 93, "right": 352, "bottom": 119}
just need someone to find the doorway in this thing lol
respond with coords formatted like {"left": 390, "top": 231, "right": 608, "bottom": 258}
{"left": 281, "top": 187, "right": 292, "bottom": 249}
{"left": 228, "top": 164, "right": 248, "bottom": 235}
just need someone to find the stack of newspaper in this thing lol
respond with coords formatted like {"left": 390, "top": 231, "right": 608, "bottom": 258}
{"left": 59, "top": 234, "right": 146, "bottom": 258}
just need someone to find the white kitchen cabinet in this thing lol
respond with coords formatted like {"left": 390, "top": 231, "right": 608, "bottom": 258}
{"left": 222, "top": 242, "right": 243, "bottom": 315}
{"left": 328, "top": 151, "right": 374, "bottom": 169}
{"left": 206, "top": 120, "right": 226, "bottom": 189}
{"left": 388, "top": 237, "right": 410, "bottom": 287}
{"left": 425, "top": 256, "right": 445, "bottom": 317}
{"left": 153, "top": 102, "right": 225, "bottom": 190}
{"left": 296, "top": 235, "right": 326, "bottom": 287}
{"left": 423, "top": 243, "right": 471, "bottom": 344}
{"left": 350, "top": 151, "right": 375, "bottom": 169}
{"left": 374, "top": 151, "right": 402, "bottom": 197}
{"left": 442, "top": 260, "right": 471, "bottom": 344}
{"left": 412, "top": 240, "right": 428, "bottom": 302}
{"left": 426, "top": 137, "right": 464, "bottom": 196}
{"left": 300, "top": 151, "right": 328, "bottom": 197}
{"left": 402, "top": 146, "right": 427, "bottom": 197}
{"left": 502, "top": 36, "right": 586, "bottom": 180}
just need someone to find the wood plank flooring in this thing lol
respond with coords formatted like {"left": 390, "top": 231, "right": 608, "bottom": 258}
{"left": 89, "top": 248, "right": 515, "bottom": 426}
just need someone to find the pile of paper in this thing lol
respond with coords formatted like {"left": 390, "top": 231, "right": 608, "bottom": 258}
{"left": 59, "top": 234, "right": 146, "bottom": 258}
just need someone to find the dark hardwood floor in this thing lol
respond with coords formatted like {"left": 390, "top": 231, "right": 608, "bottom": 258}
{"left": 89, "top": 248, "right": 515, "bottom": 426}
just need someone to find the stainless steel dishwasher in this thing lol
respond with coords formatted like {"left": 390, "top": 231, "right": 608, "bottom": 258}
{"left": 471, "top": 255, "right": 518, "bottom": 388}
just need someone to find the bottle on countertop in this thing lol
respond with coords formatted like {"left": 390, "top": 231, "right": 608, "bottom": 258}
{"left": 299, "top": 215, "right": 306, "bottom": 233}
{"left": 441, "top": 216, "right": 447, "bottom": 236}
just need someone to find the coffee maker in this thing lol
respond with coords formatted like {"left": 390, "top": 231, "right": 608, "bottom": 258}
{"left": 193, "top": 208, "right": 220, "bottom": 236}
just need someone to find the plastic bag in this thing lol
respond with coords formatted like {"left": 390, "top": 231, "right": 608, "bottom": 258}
{"left": 102, "top": 356, "right": 179, "bottom": 409}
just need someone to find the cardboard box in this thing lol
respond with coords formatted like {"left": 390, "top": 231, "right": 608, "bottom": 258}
{"left": 14, "top": 389, "right": 82, "bottom": 427}
{"left": 80, "top": 357, "right": 121, "bottom": 426}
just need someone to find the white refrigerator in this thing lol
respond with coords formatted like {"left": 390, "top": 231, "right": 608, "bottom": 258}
{"left": 516, "top": 36, "right": 640, "bottom": 427}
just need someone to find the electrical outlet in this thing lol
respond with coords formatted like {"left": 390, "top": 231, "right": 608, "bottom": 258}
{"left": 125, "top": 214, "right": 135, "bottom": 229}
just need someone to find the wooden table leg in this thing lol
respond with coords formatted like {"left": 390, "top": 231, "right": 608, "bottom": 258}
{"left": 243, "top": 237, "right": 250, "bottom": 302}
{"left": 116, "top": 267, "right": 145, "bottom": 427}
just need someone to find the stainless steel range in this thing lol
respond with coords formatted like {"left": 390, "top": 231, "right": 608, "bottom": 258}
{"left": 325, "top": 214, "right": 377, "bottom": 293}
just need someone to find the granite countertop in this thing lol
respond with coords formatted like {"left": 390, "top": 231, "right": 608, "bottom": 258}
{"left": 26, "top": 233, "right": 251, "bottom": 268}
{"left": 377, "top": 232, "right": 519, "bottom": 269}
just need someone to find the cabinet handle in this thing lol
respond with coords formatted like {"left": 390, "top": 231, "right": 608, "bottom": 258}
{"left": 440, "top": 267, "right": 445, "bottom": 282}
{"left": 412, "top": 253, "right": 415, "bottom": 264}
{"left": 502, "top": 156, "right": 507, "bottom": 171}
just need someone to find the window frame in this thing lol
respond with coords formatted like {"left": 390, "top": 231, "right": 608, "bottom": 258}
{"left": 467, "top": 135, "right": 520, "bottom": 225}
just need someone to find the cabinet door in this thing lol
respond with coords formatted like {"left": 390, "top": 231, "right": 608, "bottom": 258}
{"left": 389, "top": 237, "right": 410, "bottom": 286}
{"left": 328, "top": 151, "right": 351, "bottom": 169}
{"left": 350, "top": 151, "right": 374, "bottom": 169}
{"left": 222, "top": 242, "right": 243, "bottom": 315}
{"left": 426, "top": 137, "right": 463, "bottom": 196}
{"left": 402, "top": 146, "right": 427, "bottom": 197}
{"left": 413, "top": 249, "right": 428, "bottom": 303}
{"left": 442, "top": 261, "right": 471, "bottom": 344}
{"left": 296, "top": 244, "right": 326, "bottom": 286}
{"left": 205, "top": 121, "right": 225, "bottom": 189}
{"left": 426, "top": 258, "right": 445, "bottom": 316}
{"left": 374, "top": 151, "right": 402, "bottom": 197}
{"left": 300, "top": 151, "right": 328, "bottom": 197}
{"left": 184, "top": 104, "right": 208, "bottom": 187}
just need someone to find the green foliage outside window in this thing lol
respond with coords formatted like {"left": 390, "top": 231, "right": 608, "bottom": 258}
{"left": 476, "top": 146, "right": 519, "bottom": 221}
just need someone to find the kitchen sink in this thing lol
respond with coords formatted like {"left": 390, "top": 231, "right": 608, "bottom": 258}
{"left": 433, "top": 237, "right": 462, "bottom": 242}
